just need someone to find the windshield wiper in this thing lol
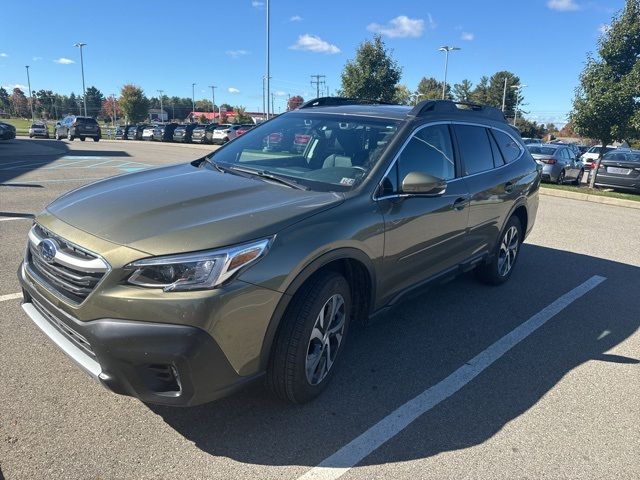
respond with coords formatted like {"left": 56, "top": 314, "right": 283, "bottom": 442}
{"left": 227, "top": 166, "right": 309, "bottom": 190}
{"left": 201, "top": 157, "right": 236, "bottom": 174}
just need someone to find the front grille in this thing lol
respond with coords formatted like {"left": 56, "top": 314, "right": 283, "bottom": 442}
{"left": 26, "top": 224, "right": 109, "bottom": 305}
{"left": 32, "top": 298, "right": 95, "bottom": 357}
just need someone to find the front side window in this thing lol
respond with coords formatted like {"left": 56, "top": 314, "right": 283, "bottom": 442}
{"left": 397, "top": 124, "right": 455, "bottom": 183}
{"left": 206, "top": 113, "right": 401, "bottom": 192}
{"left": 454, "top": 125, "right": 494, "bottom": 175}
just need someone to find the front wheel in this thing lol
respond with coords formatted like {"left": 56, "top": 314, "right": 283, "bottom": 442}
{"left": 574, "top": 169, "right": 584, "bottom": 186}
{"left": 476, "top": 216, "right": 522, "bottom": 285}
{"left": 267, "top": 271, "right": 351, "bottom": 403}
{"left": 80, "top": 136, "right": 85, "bottom": 142}
{"left": 93, "top": 137, "right": 99, "bottom": 142}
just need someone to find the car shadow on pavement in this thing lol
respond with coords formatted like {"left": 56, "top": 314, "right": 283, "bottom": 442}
{"left": 151, "top": 244, "right": 639, "bottom": 468}
{"left": 0, "top": 139, "right": 70, "bottom": 184}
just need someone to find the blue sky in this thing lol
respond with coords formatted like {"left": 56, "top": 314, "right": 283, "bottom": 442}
{"left": 0, "top": 0, "right": 624, "bottom": 125}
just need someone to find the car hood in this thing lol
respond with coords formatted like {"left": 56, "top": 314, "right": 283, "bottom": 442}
{"left": 46, "top": 162, "right": 344, "bottom": 255}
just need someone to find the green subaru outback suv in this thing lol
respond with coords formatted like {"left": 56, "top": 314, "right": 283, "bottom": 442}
{"left": 19, "top": 98, "right": 540, "bottom": 406}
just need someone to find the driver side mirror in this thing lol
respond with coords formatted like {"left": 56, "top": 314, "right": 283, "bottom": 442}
{"left": 401, "top": 172, "right": 447, "bottom": 196}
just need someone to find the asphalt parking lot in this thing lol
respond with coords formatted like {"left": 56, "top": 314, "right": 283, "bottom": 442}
{"left": 1, "top": 139, "right": 638, "bottom": 480}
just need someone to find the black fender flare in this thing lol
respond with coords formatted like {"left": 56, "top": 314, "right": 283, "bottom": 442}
{"left": 258, "top": 247, "right": 376, "bottom": 370}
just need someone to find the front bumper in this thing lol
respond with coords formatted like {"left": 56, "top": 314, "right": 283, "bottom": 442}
{"left": 19, "top": 279, "right": 259, "bottom": 406}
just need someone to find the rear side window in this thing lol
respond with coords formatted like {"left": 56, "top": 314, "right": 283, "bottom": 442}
{"left": 492, "top": 130, "right": 521, "bottom": 163}
{"left": 454, "top": 125, "right": 494, "bottom": 175}
{"left": 487, "top": 131, "right": 505, "bottom": 167}
{"left": 397, "top": 124, "right": 455, "bottom": 182}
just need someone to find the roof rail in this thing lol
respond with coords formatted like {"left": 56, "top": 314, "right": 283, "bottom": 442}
{"left": 298, "top": 96, "right": 396, "bottom": 109}
{"left": 409, "top": 100, "right": 507, "bottom": 123}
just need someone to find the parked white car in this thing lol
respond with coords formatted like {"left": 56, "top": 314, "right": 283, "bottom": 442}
{"left": 211, "top": 124, "right": 242, "bottom": 145}
{"left": 142, "top": 125, "right": 157, "bottom": 141}
{"left": 581, "top": 145, "right": 617, "bottom": 169}
{"left": 28, "top": 122, "right": 49, "bottom": 138}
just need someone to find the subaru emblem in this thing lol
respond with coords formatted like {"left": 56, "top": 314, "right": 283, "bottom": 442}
{"left": 39, "top": 239, "right": 58, "bottom": 263}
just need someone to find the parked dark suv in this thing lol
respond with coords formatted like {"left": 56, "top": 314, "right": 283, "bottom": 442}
{"left": 54, "top": 116, "right": 101, "bottom": 142}
{"left": 18, "top": 98, "right": 540, "bottom": 406}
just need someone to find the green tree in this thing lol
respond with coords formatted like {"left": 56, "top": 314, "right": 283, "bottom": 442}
{"left": 118, "top": 84, "right": 150, "bottom": 123}
{"left": 84, "top": 86, "right": 104, "bottom": 117}
{"left": 471, "top": 71, "right": 522, "bottom": 117}
{"left": 233, "top": 105, "right": 252, "bottom": 123}
{"left": 393, "top": 84, "right": 412, "bottom": 104}
{"left": 571, "top": 0, "right": 640, "bottom": 186}
{"left": 452, "top": 79, "right": 474, "bottom": 103}
{"left": 416, "top": 77, "right": 449, "bottom": 101}
{"left": 0, "top": 87, "right": 10, "bottom": 114}
{"left": 339, "top": 35, "right": 402, "bottom": 102}
{"left": 64, "top": 93, "right": 80, "bottom": 115}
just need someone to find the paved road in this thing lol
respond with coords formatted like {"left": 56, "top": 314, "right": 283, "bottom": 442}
{"left": 0, "top": 139, "right": 638, "bottom": 480}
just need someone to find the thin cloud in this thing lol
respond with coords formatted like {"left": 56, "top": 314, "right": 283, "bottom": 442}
{"left": 461, "top": 32, "right": 475, "bottom": 41}
{"left": 290, "top": 34, "right": 340, "bottom": 54}
{"left": 2, "top": 84, "right": 27, "bottom": 90}
{"left": 275, "top": 91, "right": 287, "bottom": 97}
{"left": 54, "top": 57, "right": 75, "bottom": 64}
{"left": 290, "top": 15, "right": 302, "bottom": 22}
{"left": 228, "top": 87, "right": 240, "bottom": 93}
{"left": 0, "top": 53, "right": 8, "bottom": 58}
{"left": 251, "top": 0, "right": 264, "bottom": 7}
{"left": 32, "top": 56, "right": 43, "bottom": 61}
{"left": 427, "top": 13, "right": 437, "bottom": 29}
{"left": 547, "top": 0, "right": 581, "bottom": 11}
{"left": 367, "top": 15, "right": 425, "bottom": 38}
{"left": 226, "top": 49, "right": 250, "bottom": 58}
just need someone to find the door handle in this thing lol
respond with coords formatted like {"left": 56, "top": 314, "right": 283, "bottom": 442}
{"left": 453, "top": 196, "right": 469, "bottom": 211}
{"left": 505, "top": 181, "right": 515, "bottom": 193}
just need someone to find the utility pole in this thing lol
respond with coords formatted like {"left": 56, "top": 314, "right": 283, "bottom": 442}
{"left": 501, "top": 78, "right": 508, "bottom": 112}
{"left": 191, "top": 83, "right": 196, "bottom": 122}
{"left": 25, "top": 65, "right": 34, "bottom": 122}
{"left": 266, "top": 0, "right": 270, "bottom": 119}
{"left": 157, "top": 89, "right": 164, "bottom": 123}
{"left": 74, "top": 43, "right": 87, "bottom": 116}
{"left": 310, "top": 74, "right": 326, "bottom": 99}
{"left": 271, "top": 93, "right": 275, "bottom": 118}
{"left": 262, "top": 76, "right": 266, "bottom": 121}
{"left": 208, "top": 85, "right": 217, "bottom": 122}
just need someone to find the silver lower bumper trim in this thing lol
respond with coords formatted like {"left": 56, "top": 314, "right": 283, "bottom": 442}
{"left": 22, "top": 302, "right": 102, "bottom": 379}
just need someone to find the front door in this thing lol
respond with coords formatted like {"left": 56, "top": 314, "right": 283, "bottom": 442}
{"left": 378, "top": 123, "right": 470, "bottom": 305}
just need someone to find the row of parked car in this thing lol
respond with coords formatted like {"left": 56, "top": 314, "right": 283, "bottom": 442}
{"left": 526, "top": 141, "right": 640, "bottom": 193}
{"left": 113, "top": 123, "right": 255, "bottom": 145}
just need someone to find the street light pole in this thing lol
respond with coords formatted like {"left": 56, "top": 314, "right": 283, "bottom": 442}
{"left": 74, "top": 43, "right": 87, "bottom": 116}
{"left": 266, "top": 0, "right": 270, "bottom": 120}
{"left": 25, "top": 65, "right": 34, "bottom": 122}
{"left": 208, "top": 85, "right": 217, "bottom": 123}
{"left": 501, "top": 77, "right": 508, "bottom": 112}
{"left": 111, "top": 94, "right": 117, "bottom": 127}
{"left": 191, "top": 83, "right": 196, "bottom": 122}
{"left": 438, "top": 46, "right": 460, "bottom": 100}
{"left": 157, "top": 89, "right": 164, "bottom": 123}
{"left": 511, "top": 84, "right": 527, "bottom": 127}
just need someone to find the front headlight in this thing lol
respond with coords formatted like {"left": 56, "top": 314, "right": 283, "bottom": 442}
{"left": 125, "top": 238, "right": 272, "bottom": 292}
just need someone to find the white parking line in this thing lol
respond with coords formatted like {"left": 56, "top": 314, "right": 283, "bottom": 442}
{"left": 0, "top": 217, "right": 32, "bottom": 222}
{"left": 298, "top": 275, "right": 607, "bottom": 480}
{"left": 0, "top": 293, "right": 22, "bottom": 302}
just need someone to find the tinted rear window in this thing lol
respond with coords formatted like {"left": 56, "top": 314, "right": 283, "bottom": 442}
{"left": 77, "top": 117, "right": 98, "bottom": 124}
{"left": 492, "top": 130, "right": 521, "bottom": 163}
{"left": 528, "top": 146, "right": 557, "bottom": 155}
{"left": 454, "top": 125, "right": 494, "bottom": 175}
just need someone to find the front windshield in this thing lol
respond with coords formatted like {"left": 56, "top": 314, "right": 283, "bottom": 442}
{"left": 206, "top": 113, "right": 401, "bottom": 192}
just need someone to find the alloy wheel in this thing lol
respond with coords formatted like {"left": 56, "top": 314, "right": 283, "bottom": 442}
{"left": 498, "top": 225, "right": 519, "bottom": 277}
{"left": 305, "top": 294, "right": 346, "bottom": 385}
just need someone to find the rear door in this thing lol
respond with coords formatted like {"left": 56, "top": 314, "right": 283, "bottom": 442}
{"left": 378, "top": 123, "right": 471, "bottom": 302}
{"left": 454, "top": 124, "right": 523, "bottom": 257}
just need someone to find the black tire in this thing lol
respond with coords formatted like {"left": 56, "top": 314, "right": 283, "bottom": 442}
{"left": 556, "top": 169, "right": 565, "bottom": 185}
{"left": 93, "top": 137, "right": 99, "bottom": 142}
{"left": 29, "top": 135, "right": 33, "bottom": 138}
{"left": 267, "top": 270, "right": 351, "bottom": 404}
{"left": 476, "top": 216, "right": 523, "bottom": 286}
{"left": 574, "top": 169, "right": 584, "bottom": 186}
{"left": 80, "top": 136, "right": 85, "bottom": 142}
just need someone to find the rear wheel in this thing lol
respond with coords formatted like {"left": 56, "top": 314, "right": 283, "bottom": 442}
{"left": 556, "top": 170, "right": 566, "bottom": 185}
{"left": 93, "top": 137, "right": 99, "bottom": 142}
{"left": 267, "top": 270, "right": 351, "bottom": 404}
{"left": 55, "top": 131, "right": 60, "bottom": 140}
{"left": 80, "top": 136, "right": 85, "bottom": 142}
{"left": 476, "top": 216, "right": 522, "bottom": 285}
{"left": 67, "top": 131, "right": 74, "bottom": 141}
{"left": 574, "top": 169, "right": 584, "bottom": 185}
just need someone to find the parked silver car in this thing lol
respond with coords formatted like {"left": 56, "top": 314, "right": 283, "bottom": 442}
{"left": 527, "top": 144, "right": 583, "bottom": 184}
{"left": 28, "top": 122, "right": 49, "bottom": 138}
